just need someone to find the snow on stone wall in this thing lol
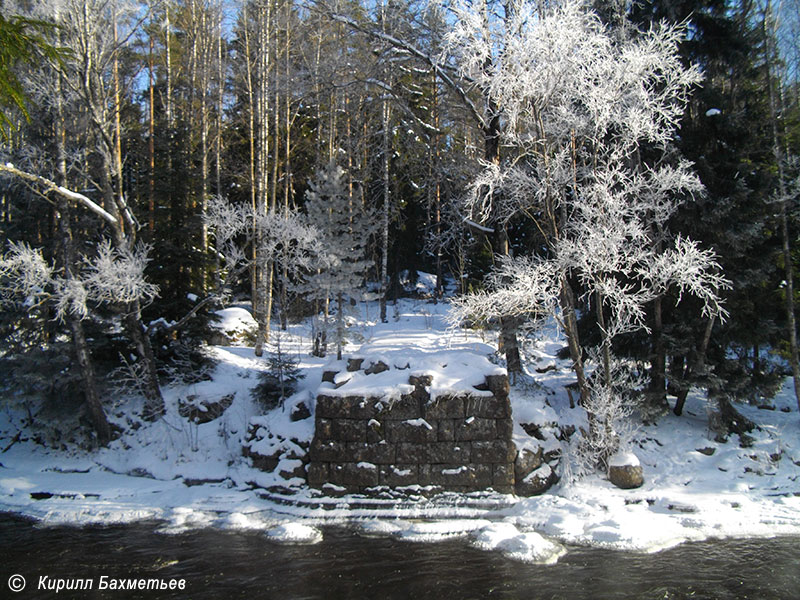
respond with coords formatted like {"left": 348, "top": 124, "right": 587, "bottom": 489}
{"left": 306, "top": 353, "right": 516, "bottom": 494}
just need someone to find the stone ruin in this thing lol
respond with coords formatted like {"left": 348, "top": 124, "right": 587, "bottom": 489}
{"left": 306, "top": 354, "right": 519, "bottom": 495}
{"left": 243, "top": 351, "right": 561, "bottom": 497}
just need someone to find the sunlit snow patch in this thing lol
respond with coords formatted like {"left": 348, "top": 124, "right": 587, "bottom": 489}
{"left": 471, "top": 522, "right": 566, "bottom": 564}
{"left": 357, "top": 519, "right": 491, "bottom": 543}
{"left": 219, "top": 511, "right": 272, "bottom": 531}
{"left": 265, "top": 523, "right": 323, "bottom": 545}
{"left": 157, "top": 507, "right": 217, "bottom": 534}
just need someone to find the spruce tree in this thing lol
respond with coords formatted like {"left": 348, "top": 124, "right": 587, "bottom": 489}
{"left": 301, "top": 162, "right": 375, "bottom": 360}
{"left": 630, "top": 0, "right": 783, "bottom": 410}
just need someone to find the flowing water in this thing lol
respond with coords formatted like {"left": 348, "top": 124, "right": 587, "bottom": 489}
{"left": 1, "top": 514, "right": 798, "bottom": 599}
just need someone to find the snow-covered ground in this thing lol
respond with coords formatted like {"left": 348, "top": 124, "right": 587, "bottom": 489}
{"left": 1, "top": 294, "right": 799, "bottom": 564}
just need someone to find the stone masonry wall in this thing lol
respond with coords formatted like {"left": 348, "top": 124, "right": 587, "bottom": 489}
{"left": 307, "top": 363, "right": 516, "bottom": 495}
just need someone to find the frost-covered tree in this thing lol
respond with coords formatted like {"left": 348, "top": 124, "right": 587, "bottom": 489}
{"left": 446, "top": 0, "right": 729, "bottom": 469}
{"left": 204, "top": 195, "right": 319, "bottom": 340}
{"left": 301, "top": 162, "right": 375, "bottom": 360}
{"left": 0, "top": 239, "right": 158, "bottom": 442}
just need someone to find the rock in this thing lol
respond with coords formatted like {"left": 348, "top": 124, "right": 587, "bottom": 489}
{"left": 608, "top": 464, "right": 644, "bottom": 489}
{"left": 607, "top": 453, "right": 644, "bottom": 489}
{"left": 321, "top": 370, "right": 338, "bottom": 383}
{"left": 520, "top": 422, "right": 546, "bottom": 440}
{"left": 516, "top": 463, "right": 556, "bottom": 496}
{"left": 514, "top": 446, "right": 543, "bottom": 481}
{"left": 178, "top": 393, "right": 234, "bottom": 424}
{"left": 290, "top": 401, "right": 312, "bottom": 422}
{"left": 364, "top": 360, "right": 389, "bottom": 375}
{"left": 347, "top": 358, "right": 364, "bottom": 372}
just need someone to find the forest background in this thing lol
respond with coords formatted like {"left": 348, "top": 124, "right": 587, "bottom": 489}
{"left": 0, "top": 0, "right": 799, "bottom": 453}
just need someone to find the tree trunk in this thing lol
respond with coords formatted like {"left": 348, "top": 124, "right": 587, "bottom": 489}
{"left": 560, "top": 277, "right": 590, "bottom": 405}
{"left": 254, "top": 0, "right": 273, "bottom": 357}
{"left": 379, "top": 92, "right": 391, "bottom": 323}
{"left": 674, "top": 316, "right": 714, "bottom": 416}
{"left": 646, "top": 295, "right": 668, "bottom": 416}
{"left": 55, "top": 67, "right": 111, "bottom": 445}
{"left": 336, "top": 291, "right": 345, "bottom": 360}
{"left": 99, "top": 159, "right": 165, "bottom": 418}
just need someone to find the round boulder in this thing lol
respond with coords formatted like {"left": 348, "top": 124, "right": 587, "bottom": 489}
{"left": 607, "top": 452, "right": 644, "bottom": 489}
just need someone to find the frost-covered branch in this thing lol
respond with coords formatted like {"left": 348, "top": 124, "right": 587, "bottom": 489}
{"left": 83, "top": 240, "right": 159, "bottom": 306}
{"left": 0, "top": 241, "right": 53, "bottom": 309}
{"left": 449, "top": 255, "right": 559, "bottom": 326}
{"left": 0, "top": 163, "right": 118, "bottom": 225}
{"left": 1, "top": 238, "right": 159, "bottom": 322}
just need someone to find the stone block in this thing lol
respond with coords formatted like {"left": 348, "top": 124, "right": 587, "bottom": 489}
{"left": 464, "top": 396, "right": 509, "bottom": 419}
{"left": 329, "top": 462, "right": 379, "bottom": 487}
{"left": 516, "top": 463, "right": 557, "bottom": 496}
{"left": 309, "top": 439, "right": 346, "bottom": 462}
{"left": 306, "top": 462, "right": 329, "bottom": 487}
{"left": 366, "top": 419, "right": 385, "bottom": 443}
{"left": 418, "top": 464, "right": 432, "bottom": 486}
{"left": 321, "top": 370, "right": 338, "bottom": 383}
{"left": 472, "top": 440, "right": 517, "bottom": 464}
{"left": 438, "top": 419, "right": 456, "bottom": 441}
{"left": 278, "top": 460, "right": 306, "bottom": 481}
{"left": 386, "top": 419, "right": 438, "bottom": 443}
{"left": 316, "top": 395, "right": 380, "bottom": 420}
{"left": 455, "top": 417, "right": 496, "bottom": 441}
{"left": 408, "top": 374, "right": 433, "bottom": 387}
{"left": 179, "top": 393, "right": 235, "bottom": 424}
{"left": 332, "top": 419, "right": 367, "bottom": 442}
{"left": 425, "top": 396, "right": 465, "bottom": 419}
{"left": 396, "top": 442, "right": 430, "bottom": 463}
{"left": 315, "top": 395, "right": 342, "bottom": 419}
{"left": 379, "top": 464, "right": 419, "bottom": 487}
{"left": 429, "top": 464, "right": 492, "bottom": 488}
{"left": 247, "top": 451, "right": 279, "bottom": 473}
{"left": 347, "top": 441, "right": 395, "bottom": 464}
{"left": 493, "top": 463, "right": 515, "bottom": 488}
{"left": 485, "top": 374, "right": 510, "bottom": 399}
{"left": 496, "top": 417, "right": 514, "bottom": 439}
{"left": 290, "top": 401, "right": 312, "bottom": 422}
{"left": 378, "top": 395, "right": 421, "bottom": 420}
{"left": 316, "top": 418, "right": 334, "bottom": 440}
{"left": 429, "top": 442, "right": 471, "bottom": 464}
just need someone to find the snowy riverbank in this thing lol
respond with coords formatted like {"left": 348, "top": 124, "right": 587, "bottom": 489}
{"left": 2, "top": 298, "right": 800, "bottom": 564}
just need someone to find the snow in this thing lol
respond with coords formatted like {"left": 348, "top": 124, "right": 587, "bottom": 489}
{"left": 211, "top": 307, "right": 257, "bottom": 336}
{"left": 608, "top": 452, "right": 640, "bottom": 468}
{"left": 1, "top": 299, "right": 800, "bottom": 565}
{"left": 265, "top": 523, "right": 323, "bottom": 545}
{"left": 471, "top": 522, "right": 566, "bottom": 564}
{"left": 705, "top": 108, "right": 722, "bottom": 116}
{"left": 318, "top": 347, "right": 504, "bottom": 402}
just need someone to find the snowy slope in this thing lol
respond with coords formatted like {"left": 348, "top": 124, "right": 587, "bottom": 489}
{"left": 1, "top": 296, "right": 799, "bottom": 562}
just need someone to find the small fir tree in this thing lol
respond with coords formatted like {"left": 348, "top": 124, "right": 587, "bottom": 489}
{"left": 251, "top": 333, "right": 302, "bottom": 411}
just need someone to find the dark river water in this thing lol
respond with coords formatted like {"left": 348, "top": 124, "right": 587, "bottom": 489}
{"left": 1, "top": 513, "right": 798, "bottom": 599}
